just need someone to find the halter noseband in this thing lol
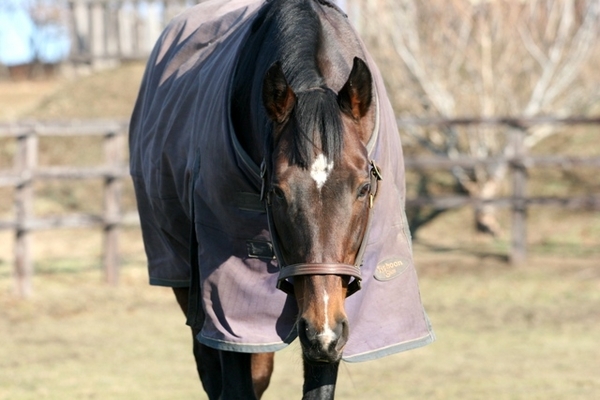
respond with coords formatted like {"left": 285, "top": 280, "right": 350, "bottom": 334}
{"left": 261, "top": 159, "right": 382, "bottom": 297}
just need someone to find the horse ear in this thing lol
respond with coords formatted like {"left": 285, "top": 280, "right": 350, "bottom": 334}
{"left": 263, "top": 61, "right": 296, "bottom": 124}
{"left": 338, "top": 57, "right": 373, "bottom": 121}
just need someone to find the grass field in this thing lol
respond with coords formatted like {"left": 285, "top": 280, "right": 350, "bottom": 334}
{"left": 1, "top": 62, "right": 599, "bottom": 399}
{"left": 1, "top": 224, "right": 599, "bottom": 399}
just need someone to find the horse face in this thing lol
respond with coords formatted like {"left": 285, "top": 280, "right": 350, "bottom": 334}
{"left": 263, "top": 58, "right": 374, "bottom": 363}
{"left": 272, "top": 138, "right": 371, "bottom": 363}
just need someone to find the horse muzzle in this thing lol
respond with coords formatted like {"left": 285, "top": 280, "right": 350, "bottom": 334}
{"left": 297, "top": 315, "right": 349, "bottom": 364}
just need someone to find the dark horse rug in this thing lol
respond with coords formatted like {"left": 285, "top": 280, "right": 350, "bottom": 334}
{"left": 130, "top": 0, "right": 434, "bottom": 362}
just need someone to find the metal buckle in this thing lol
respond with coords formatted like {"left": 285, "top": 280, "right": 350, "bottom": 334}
{"left": 370, "top": 160, "right": 382, "bottom": 181}
{"left": 369, "top": 160, "right": 382, "bottom": 209}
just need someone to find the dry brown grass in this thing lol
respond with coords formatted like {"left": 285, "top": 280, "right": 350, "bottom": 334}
{"left": 0, "top": 62, "right": 144, "bottom": 122}
{"left": 0, "top": 80, "right": 61, "bottom": 122}
{"left": 1, "top": 237, "right": 599, "bottom": 399}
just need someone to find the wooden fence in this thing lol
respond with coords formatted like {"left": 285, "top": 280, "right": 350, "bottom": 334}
{"left": 67, "top": 0, "right": 202, "bottom": 65}
{"left": 398, "top": 116, "right": 600, "bottom": 264}
{"left": 1, "top": 117, "right": 599, "bottom": 297}
{"left": 0, "top": 120, "right": 132, "bottom": 297}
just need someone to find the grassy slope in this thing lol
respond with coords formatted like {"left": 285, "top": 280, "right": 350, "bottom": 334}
{"left": 0, "top": 62, "right": 145, "bottom": 121}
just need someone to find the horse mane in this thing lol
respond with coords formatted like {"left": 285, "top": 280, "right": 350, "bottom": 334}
{"left": 233, "top": 0, "right": 345, "bottom": 169}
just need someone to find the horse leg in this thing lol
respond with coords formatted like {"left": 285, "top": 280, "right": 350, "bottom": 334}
{"left": 214, "top": 351, "right": 275, "bottom": 399}
{"left": 301, "top": 358, "right": 340, "bottom": 400}
{"left": 219, "top": 351, "right": 257, "bottom": 399}
{"left": 173, "top": 287, "right": 222, "bottom": 399}
{"left": 251, "top": 352, "right": 275, "bottom": 398}
{"left": 173, "top": 287, "right": 275, "bottom": 399}
{"left": 190, "top": 327, "right": 223, "bottom": 398}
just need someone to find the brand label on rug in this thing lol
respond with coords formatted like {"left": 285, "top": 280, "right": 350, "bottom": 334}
{"left": 374, "top": 258, "right": 408, "bottom": 281}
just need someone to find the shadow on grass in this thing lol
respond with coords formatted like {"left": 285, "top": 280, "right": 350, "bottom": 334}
{"left": 414, "top": 237, "right": 600, "bottom": 263}
{"left": 0, "top": 256, "right": 146, "bottom": 279}
{"left": 414, "top": 238, "right": 510, "bottom": 263}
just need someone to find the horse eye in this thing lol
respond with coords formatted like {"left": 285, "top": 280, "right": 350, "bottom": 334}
{"left": 357, "top": 183, "right": 371, "bottom": 199}
{"left": 272, "top": 186, "right": 286, "bottom": 200}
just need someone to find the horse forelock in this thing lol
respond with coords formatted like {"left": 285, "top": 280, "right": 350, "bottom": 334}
{"left": 270, "top": 0, "right": 346, "bottom": 168}
{"left": 232, "top": 0, "right": 350, "bottom": 167}
{"left": 289, "top": 88, "right": 343, "bottom": 169}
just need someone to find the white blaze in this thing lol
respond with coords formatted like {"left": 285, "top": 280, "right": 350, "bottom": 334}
{"left": 310, "top": 154, "right": 334, "bottom": 190}
{"left": 317, "top": 290, "right": 336, "bottom": 346}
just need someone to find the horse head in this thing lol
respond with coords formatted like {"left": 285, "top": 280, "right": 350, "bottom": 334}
{"left": 262, "top": 57, "right": 378, "bottom": 363}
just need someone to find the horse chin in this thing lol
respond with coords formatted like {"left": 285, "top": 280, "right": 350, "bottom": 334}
{"left": 301, "top": 346, "right": 344, "bottom": 365}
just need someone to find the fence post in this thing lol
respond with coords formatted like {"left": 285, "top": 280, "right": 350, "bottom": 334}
{"left": 68, "top": 0, "right": 88, "bottom": 60}
{"left": 90, "top": 0, "right": 105, "bottom": 66}
{"left": 103, "top": 130, "right": 123, "bottom": 285}
{"left": 14, "top": 130, "right": 37, "bottom": 297}
{"left": 510, "top": 128, "right": 527, "bottom": 264}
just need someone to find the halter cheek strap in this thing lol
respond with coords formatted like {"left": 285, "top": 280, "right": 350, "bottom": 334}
{"left": 261, "top": 160, "right": 382, "bottom": 297}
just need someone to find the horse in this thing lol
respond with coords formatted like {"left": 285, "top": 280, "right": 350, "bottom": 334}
{"left": 129, "top": 0, "right": 434, "bottom": 398}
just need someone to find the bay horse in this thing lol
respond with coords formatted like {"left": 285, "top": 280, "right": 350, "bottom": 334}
{"left": 129, "top": 0, "right": 434, "bottom": 398}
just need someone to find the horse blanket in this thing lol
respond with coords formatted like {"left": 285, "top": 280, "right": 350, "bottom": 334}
{"left": 130, "top": 0, "right": 434, "bottom": 362}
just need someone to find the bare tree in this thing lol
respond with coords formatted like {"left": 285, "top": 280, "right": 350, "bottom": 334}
{"left": 354, "top": 0, "right": 600, "bottom": 235}
{"left": 28, "top": 0, "right": 70, "bottom": 72}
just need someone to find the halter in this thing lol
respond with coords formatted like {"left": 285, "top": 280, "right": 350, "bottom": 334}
{"left": 260, "top": 159, "right": 382, "bottom": 297}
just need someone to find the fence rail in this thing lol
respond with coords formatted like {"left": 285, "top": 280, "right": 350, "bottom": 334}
{"left": 0, "top": 120, "right": 132, "bottom": 297}
{"left": 405, "top": 194, "right": 600, "bottom": 210}
{"left": 404, "top": 155, "right": 600, "bottom": 170}
{"left": 396, "top": 115, "right": 600, "bottom": 127}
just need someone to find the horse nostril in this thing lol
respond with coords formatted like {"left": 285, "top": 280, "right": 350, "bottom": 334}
{"left": 297, "top": 318, "right": 313, "bottom": 345}
{"left": 334, "top": 318, "right": 349, "bottom": 352}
